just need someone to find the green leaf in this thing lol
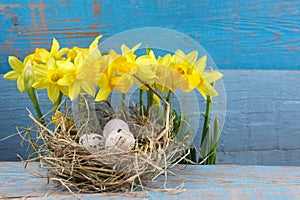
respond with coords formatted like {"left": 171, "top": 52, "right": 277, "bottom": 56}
{"left": 213, "top": 116, "right": 220, "bottom": 146}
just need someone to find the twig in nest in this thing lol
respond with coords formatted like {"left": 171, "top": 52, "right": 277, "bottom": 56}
{"left": 132, "top": 75, "right": 170, "bottom": 141}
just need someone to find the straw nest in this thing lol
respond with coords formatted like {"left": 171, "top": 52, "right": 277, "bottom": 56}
{"left": 22, "top": 93, "right": 188, "bottom": 193}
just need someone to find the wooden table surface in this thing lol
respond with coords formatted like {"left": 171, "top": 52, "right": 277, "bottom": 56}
{"left": 1, "top": 162, "right": 300, "bottom": 199}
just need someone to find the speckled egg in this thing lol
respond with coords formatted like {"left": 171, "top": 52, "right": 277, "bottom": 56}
{"left": 105, "top": 129, "right": 135, "bottom": 151}
{"left": 103, "top": 119, "right": 130, "bottom": 139}
{"left": 79, "top": 133, "right": 103, "bottom": 150}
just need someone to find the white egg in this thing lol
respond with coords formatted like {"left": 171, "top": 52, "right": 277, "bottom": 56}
{"left": 103, "top": 119, "right": 130, "bottom": 139}
{"left": 105, "top": 129, "right": 135, "bottom": 151}
{"left": 79, "top": 133, "right": 103, "bottom": 151}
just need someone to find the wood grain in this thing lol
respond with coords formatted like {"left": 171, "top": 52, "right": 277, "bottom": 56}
{"left": 1, "top": 0, "right": 300, "bottom": 73}
{"left": 1, "top": 70, "right": 300, "bottom": 165}
{"left": 1, "top": 162, "right": 300, "bottom": 199}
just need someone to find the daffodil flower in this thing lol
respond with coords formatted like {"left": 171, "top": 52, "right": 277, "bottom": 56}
{"left": 34, "top": 38, "right": 68, "bottom": 63}
{"left": 67, "top": 35, "right": 102, "bottom": 61}
{"left": 56, "top": 36, "right": 103, "bottom": 100}
{"left": 169, "top": 50, "right": 223, "bottom": 99}
{"left": 32, "top": 56, "right": 68, "bottom": 103}
{"left": 4, "top": 55, "right": 45, "bottom": 121}
{"left": 135, "top": 50, "right": 158, "bottom": 86}
{"left": 194, "top": 55, "right": 223, "bottom": 99}
{"left": 96, "top": 53, "right": 132, "bottom": 101}
{"left": 95, "top": 44, "right": 141, "bottom": 101}
{"left": 4, "top": 55, "right": 34, "bottom": 92}
{"left": 57, "top": 49, "right": 102, "bottom": 100}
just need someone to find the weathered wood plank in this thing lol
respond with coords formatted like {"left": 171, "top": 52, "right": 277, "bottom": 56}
{"left": 1, "top": 70, "right": 300, "bottom": 165}
{"left": 1, "top": 162, "right": 300, "bottom": 199}
{"left": 1, "top": 0, "right": 300, "bottom": 73}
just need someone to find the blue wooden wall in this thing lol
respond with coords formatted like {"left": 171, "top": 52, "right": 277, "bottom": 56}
{"left": 1, "top": 0, "right": 300, "bottom": 164}
{"left": 1, "top": 0, "right": 300, "bottom": 72}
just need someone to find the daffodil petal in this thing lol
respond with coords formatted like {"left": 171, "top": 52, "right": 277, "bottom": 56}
{"left": 57, "top": 48, "right": 69, "bottom": 58}
{"left": 32, "top": 78, "right": 49, "bottom": 90}
{"left": 198, "top": 87, "right": 207, "bottom": 100}
{"left": 80, "top": 81, "right": 95, "bottom": 96}
{"left": 8, "top": 56, "right": 23, "bottom": 72}
{"left": 196, "top": 55, "right": 207, "bottom": 72}
{"left": 121, "top": 44, "right": 130, "bottom": 55}
{"left": 153, "top": 94, "right": 161, "bottom": 105}
{"left": 158, "top": 54, "right": 171, "bottom": 66}
{"left": 206, "top": 82, "right": 219, "bottom": 96}
{"left": 98, "top": 73, "right": 109, "bottom": 88}
{"left": 56, "top": 60, "right": 75, "bottom": 72}
{"left": 48, "top": 84, "right": 59, "bottom": 103}
{"left": 131, "top": 43, "right": 142, "bottom": 52}
{"left": 173, "top": 50, "right": 185, "bottom": 63}
{"left": 186, "top": 50, "right": 198, "bottom": 65}
{"left": 121, "top": 43, "right": 141, "bottom": 55}
{"left": 74, "top": 52, "right": 85, "bottom": 68}
{"left": 113, "top": 76, "right": 133, "bottom": 93}
{"left": 60, "top": 86, "right": 68, "bottom": 96}
{"left": 3, "top": 70, "right": 20, "bottom": 80}
{"left": 51, "top": 38, "right": 60, "bottom": 55}
{"left": 202, "top": 71, "right": 223, "bottom": 83}
{"left": 46, "top": 57, "right": 56, "bottom": 71}
{"left": 33, "top": 64, "right": 48, "bottom": 77}
{"left": 17, "top": 76, "right": 25, "bottom": 92}
{"left": 197, "top": 81, "right": 218, "bottom": 100}
{"left": 58, "top": 74, "right": 75, "bottom": 86}
{"left": 69, "top": 81, "right": 81, "bottom": 100}
{"left": 89, "top": 35, "right": 102, "bottom": 50}
{"left": 95, "top": 87, "right": 111, "bottom": 101}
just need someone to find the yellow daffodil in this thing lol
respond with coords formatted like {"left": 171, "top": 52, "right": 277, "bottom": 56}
{"left": 113, "top": 43, "right": 141, "bottom": 77}
{"left": 121, "top": 43, "right": 141, "bottom": 61}
{"left": 155, "top": 53, "right": 187, "bottom": 93}
{"left": 56, "top": 36, "right": 103, "bottom": 100}
{"left": 57, "top": 49, "right": 102, "bottom": 100}
{"left": 32, "top": 57, "right": 68, "bottom": 102}
{"left": 67, "top": 35, "right": 102, "bottom": 61}
{"left": 195, "top": 55, "right": 223, "bottom": 99}
{"left": 34, "top": 38, "right": 68, "bottom": 63}
{"left": 4, "top": 55, "right": 35, "bottom": 92}
{"left": 95, "top": 63, "right": 114, "bottom": 101}
{"left": 135, "top": 50, "right": 158, "bottom": 86}
{"left": 96, "top": 44, "right": 141, "bottom": 101}
{"left": 169, "top": 50, "right": 223, "bottom": 99}
{"left": 169, "top": 50, "right": 199, "bottom": 92}
{"left": 95, "top": 52, "right": 132, "bottom": 101}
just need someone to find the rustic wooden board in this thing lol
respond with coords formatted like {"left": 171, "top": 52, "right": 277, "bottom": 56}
{"left": 1, "top": 162, "right": 300, "bottom": 199}
{"left": 1, "top": 0, "right": 300, "bottom": 73}
{"left": 1, "top": 70, "right": 300, "bottom": 165}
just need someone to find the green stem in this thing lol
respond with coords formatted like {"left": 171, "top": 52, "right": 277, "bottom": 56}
{"left": 201, "top": 95, "right": 212, "bottom": 145}
{"left": 199, "top": 95, "right": 212, "bottom": 164}
{"left": 26, "top": 87, "right": 44, "bottom": 124}
{"left": 139, "top": 89, "right": 144, "bottom": 116}
{"left": 146, "top": 90, "right": 153, "bottom": 117}
{"left": 53, "top": 92, "right": 63, "bottom": 113}
{"left": 122, "top": 93, "right": 126, "bottom": 109}
{"left": 190, "top": 147, "right": 197, "bottom": 163}
{"left": 166, "top": 90, "right": 172, "bottom": 104}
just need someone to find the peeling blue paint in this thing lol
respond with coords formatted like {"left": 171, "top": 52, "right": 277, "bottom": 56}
{"left": 1, "top": 0, "right": 300, "bottom": 73}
